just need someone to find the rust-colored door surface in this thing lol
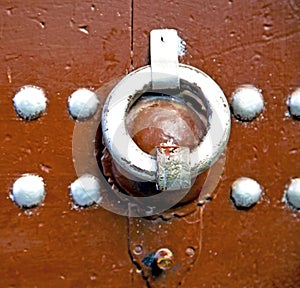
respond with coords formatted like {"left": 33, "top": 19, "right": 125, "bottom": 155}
{"left": 0, "top": 0, "right": 299, "bottom": 287}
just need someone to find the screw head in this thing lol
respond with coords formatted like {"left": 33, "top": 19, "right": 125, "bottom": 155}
{"left": 185, "top": 247, "right": 196, "bottom": 257}
{"left": 155, "top": 248, "right": 174, "bottom": 270}
{"left": 133, "top": 245, "right": 143, "bottom": 255}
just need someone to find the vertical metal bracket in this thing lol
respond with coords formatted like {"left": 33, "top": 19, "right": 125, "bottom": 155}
{"left": 151, "top": 29, "right": 190, "bottom": 191}
{"left": 150, "top": 29, "right": 180, "bottom": 90}
{"left": 156, "top": 145, "right": 191, "bottom": 191}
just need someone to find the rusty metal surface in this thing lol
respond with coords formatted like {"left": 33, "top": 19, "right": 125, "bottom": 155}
{"left": 132, "top": 1, "right": 300, "bottom": 286}
{"left": 128, "top": 206, "right": 204, "bottom": 287}
{"left": 0, "top": 0, "right": 299, "bottom": 287}
{"left": 0, "top": 1, "right": 133, "bottom": 287}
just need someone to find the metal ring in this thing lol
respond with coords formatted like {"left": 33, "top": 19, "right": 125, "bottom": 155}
{"left": 102, "top": 64, "right": 231, "bottom": 182}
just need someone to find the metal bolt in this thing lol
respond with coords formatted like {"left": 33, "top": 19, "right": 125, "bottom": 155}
{"left": 231, "top": 85, "right": 264, "bottom": 121}
{"left": 287, "top": 88, "right": 300, "bottom": 119}
{"left": 155, "top": 248, "right": 174, "bottom": 270}
{"left": 231, "top": 177, "right": 262, "bottom": 208}
{"left": 285, "top": 178, "right": 300, "bottom": 209}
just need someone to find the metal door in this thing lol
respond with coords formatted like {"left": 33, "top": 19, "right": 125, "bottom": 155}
{"left": 0, "top": 0, "right": 299, "bottom": 287}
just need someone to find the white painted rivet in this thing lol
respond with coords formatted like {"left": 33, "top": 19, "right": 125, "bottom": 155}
{"left": 11, "top": 174, "right": 46, "bottom": 208}
{"left": 231, "top": 177, "right": 262, "bottom": 208}
{"left": 231, "top": 85, "right": 264, "bottom": 121}
{"left": 68, "top": 88, "right": 99, "bottom": 121}
{"left": 287, "top": 88, "right": 300, "bottom": 119}
{"left": 284, "top": 178, "right": 300, "bottom": 209}
{"left": 70, "top": 174, "right": 102, "bottom": 207}
{"left": 13, "top": 85, "right": 47, "bottom": 120}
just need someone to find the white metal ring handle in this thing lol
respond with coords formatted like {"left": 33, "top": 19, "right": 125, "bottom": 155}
{"left": 102, "top": 64, "right": 231, "bottom": 182}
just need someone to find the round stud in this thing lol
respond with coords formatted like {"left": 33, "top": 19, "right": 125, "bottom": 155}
{"left": 155, "top": 248, "right": 174, "bottom": 270}
{"left": 231, "top": 85, "right": 264, "bottom": 121}
{"left": 133, "top": 245, "right": 143, "bottom": 255}
{"left": 185, "top": 247, "right": 195, "bottom": 257}
{"left": 11, "top": 174, "right": 46, "bottom": 208}
{"left": 68, "top": 88, "right": 99, "bottom": 121}
{"left": 13, "top": 85, "right": 47, "bottom": 120}
{"left": 285, "top": 178, "right": 300, "bottom": 209}
{"left": 231, "top": 177, "right": 262, "bottom": 208}
{"left": 70, "top": 174, "right": 102, "bottom": 207}
{"left": 287, "top": 88, "right": 300, "bottom": 119}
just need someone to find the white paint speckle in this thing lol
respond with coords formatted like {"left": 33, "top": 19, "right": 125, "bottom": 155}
{"left": 13, "top": 85, "right": 47, "bottom": 120}
{"left": 284, "top": 178, "right": 300, "bottom": 210}
{"left": 68, "top": 88, "right": 99, "bottom": 121}
{"left": 70, "top": 174, "right": 102, "bottom": 207}
{"left": 11, "top": 174, "right": 46, "bottom": 208}
{"left": 78, "top": 26, "right": 89, "bottom": 35}
{"left": 287, "top": 88, "right": 300, "bottom": 119}
{"left": 231, "top": 85, "right": 264, "bottom": 121}
{"left": 231, "top": 177, "right": 262, "bottom": 208}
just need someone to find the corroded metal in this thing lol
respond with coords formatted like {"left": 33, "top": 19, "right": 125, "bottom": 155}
{"left": 128, "top": 205, "right": 204, "bottom": 287}
{"left": 156, "top": 145, "right": 191, "bottom": 191}
{"left": 155, "top": 248, "right": 174, "bottom": 270}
